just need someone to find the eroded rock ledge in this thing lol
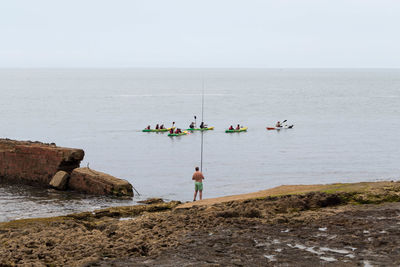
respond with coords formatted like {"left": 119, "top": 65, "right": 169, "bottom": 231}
{"left": 0, "top": 139, "right": 133, "bottom": 197}
{"left": 1, "top": 181, "right": 400, "bottom": 266}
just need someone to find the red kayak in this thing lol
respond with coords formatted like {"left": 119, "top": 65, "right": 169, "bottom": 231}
{"left": 267, "top": 125, "right": 294, "bottom": 130}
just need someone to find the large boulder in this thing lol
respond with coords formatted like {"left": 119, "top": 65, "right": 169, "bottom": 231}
{"left": 68, "top": 168, "right": 133, "bottom": 197}
{"left": 49, "top": 171, "right": 69, "bottom": 190}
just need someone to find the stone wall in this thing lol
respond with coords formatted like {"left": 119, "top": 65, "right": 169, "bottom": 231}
{"left": 0, "top": 139, "right": 133, "bottom": 197}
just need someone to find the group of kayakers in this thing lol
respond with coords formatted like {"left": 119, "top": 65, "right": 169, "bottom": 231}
{"left": 169, "top": 120, "right": 208, "bottom": 134}
{"left": 188, "top": 121, "right": 207, "bottom": 129}
{"left": 145, "top": 124, "right": 166, "bottom": 130}
{"left": 228, "top": 124, "right": 242, "bottom": 130}
{"left": 145, "top": 120, "right": 292, "bottom": 132}
{"left": 170, "top": 128, "right": 183, "bottom": 134}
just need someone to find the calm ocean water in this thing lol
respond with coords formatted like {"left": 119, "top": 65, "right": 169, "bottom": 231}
{"left": 0, "top": 68, "right": 399, "bottom": 221}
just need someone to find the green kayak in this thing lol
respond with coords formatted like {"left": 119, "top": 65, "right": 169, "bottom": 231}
{"left": 168, "top": 131, "right": 189, "bottom": 137}
{"left": 225, "top": 127, "right": 248, "bottom": 133}
{"left": 186, "top": 127, "right": 214, "bottom": 131}
{"left": 142, "top": 127, "right": 174, "bottom": 132}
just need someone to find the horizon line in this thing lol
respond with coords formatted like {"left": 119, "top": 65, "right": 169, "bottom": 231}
{"left": 0, "top": 67, "right": 399, "bottom": 70}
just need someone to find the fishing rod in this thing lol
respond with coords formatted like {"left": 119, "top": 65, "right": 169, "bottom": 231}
{"left": 200, "top": 78, "right": 205, "bottom": 172}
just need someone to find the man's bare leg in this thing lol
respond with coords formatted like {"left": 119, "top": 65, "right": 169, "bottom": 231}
{"left": 199, "top": 190, "right": 202, "bottom": 200}
{"left": 193, "top": 190, "right": 198, "bottom": 201}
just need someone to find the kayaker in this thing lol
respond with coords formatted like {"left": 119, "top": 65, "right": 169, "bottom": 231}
{"left": 236, "top": 124, "right": 240, "bottom": 130}
{"left": 192, "top": 166, "right": 204, "bottom": 201}
{"left": 146, "top": 125, "right": 151, "bottom": 130}
{"left": 155, "top": 124, "right": 159, "bottom": 130}
{"left": 169, "top": 128, "right": 174, "bottom": 134}
{"left": 160, "top": 124, "right": 165, "bottom": 129}
{"left": 200, "top": 122, "right": 207, "bottom": 129}
{"left": 229, "top": 125, "right": 234, "bottom": 130}
{"left": 175, "top": 128, "right": 182, "bottom": 134}
{"left": 276, "top": 121, "right": 281, "bottom": 127}
{"left": 189, "top": 122, "right": 195, "bottom": 129}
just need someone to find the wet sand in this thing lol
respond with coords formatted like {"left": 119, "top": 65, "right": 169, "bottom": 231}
{"left": 1, "top": 181, "right": 400, "bottom": 266}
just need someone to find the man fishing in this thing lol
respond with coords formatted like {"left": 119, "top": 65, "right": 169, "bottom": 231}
{"left": 192, "top": 166, "right": 204, "bottom": 201}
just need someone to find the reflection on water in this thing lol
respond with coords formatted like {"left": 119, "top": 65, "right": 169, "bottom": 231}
{"left": 0, "top": 180, "right": 135, "bottom": 222}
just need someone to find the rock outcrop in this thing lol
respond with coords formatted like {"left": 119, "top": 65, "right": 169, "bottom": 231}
{"left": 0, "top": 139, "right": 133, "bottom": 197}
{"left": 0, "top": 139, "right": 84, "bottom": 185}
{"left": 1, "top": 182, "right": 400, "bottom": 266}
{"left": 69, "top": 168, "right": 133, "bottom": 197}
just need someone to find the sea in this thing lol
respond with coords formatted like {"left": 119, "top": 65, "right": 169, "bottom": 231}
{"left": 0, "top": 68, "right": 399, "bottom": 222}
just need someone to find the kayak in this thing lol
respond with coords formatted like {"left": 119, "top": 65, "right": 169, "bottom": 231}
{"left": 225, "top": 127, "right": 248, "bottom": 133}
{"left": 266, "top": 125, "right": 294, "bottom": 130}
{"left": 142, "top": 127, "right": 175, "bottom": 132}
{"left": 168, "top": 131, "right": 189, "bottom": 137}
{"left": 186, "top": 127, "right": 214, "bottom": 131}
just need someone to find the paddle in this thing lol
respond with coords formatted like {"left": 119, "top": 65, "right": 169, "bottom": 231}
{"left": 280, "top": 120, "right": 294, "bottom": 129}
{"left": 169, "top": 121, "right": 175, "bottom": 131}
{"left": 277, "top": 119, "right": 287, "bottom": 128}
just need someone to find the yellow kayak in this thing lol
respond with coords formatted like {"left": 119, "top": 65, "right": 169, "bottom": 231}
{"left": 168, "top": 131, "right": 189, "bottom": 137}
{"left": 187, "top": 127, "right": 214, "bottom": 131}
{"left": 142, "top": 127, "right": 175, "bottom": 132}
{"left": 225, "top": 127, "right": 248, "bottom": 133}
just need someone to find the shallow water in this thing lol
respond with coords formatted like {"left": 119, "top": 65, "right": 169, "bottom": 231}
{"left": 0, "top": 181, "right": 133, "bottom": 222}
{"left": 0, "top": 68, "right": 399, "bottom": 220}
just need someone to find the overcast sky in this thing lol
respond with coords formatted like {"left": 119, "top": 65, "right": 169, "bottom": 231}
{"left": 1, "top": 0, "right": 399, "bottom": 68}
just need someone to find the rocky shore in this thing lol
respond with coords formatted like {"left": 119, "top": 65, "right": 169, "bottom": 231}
{"left": 0, "top": 139, "right": 133, "bottom": 197}
{"left": 1, "top": 181, "right": 400, "bottom": 266}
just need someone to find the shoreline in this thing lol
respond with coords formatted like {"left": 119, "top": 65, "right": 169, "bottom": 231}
{"left": 177, "top": 181, "right": 397, "bottom": 209}
{"left": 1, "top": 180, "right": 400, "bottom": 265}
